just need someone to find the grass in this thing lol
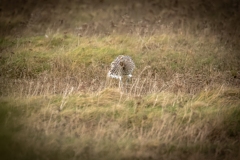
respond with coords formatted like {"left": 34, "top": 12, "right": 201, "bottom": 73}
{"left": 0, "top": 88, "right": 239, "bottom": 160}
{"left": 0, "top": 0, "right": 240, "bottom": 159}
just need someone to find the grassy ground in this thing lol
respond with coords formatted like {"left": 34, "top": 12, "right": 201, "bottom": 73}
{"left": 0, "top": 0, "right": 240, "bottom": 160}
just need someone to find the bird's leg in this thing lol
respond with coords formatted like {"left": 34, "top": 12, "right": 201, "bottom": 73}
{"left": 126, "top": 74, "right": 132, "bottom": 92}
{"left": 119, "top": 76, "right": 123, "bottom": 91}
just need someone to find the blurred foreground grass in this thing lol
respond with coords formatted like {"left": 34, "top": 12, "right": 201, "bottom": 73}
{"left": 0, "top": 88, "right": 240, "bottom": 160}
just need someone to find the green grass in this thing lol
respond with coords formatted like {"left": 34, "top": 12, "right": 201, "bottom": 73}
{"left": 0, "top": 33, "right": 239, "bottom": 160}
{"left": 0, "top": 88, "right": 239, "bottom": 160}
{"left": 1, "top": 34, "right": 237, "bottom": 81}
{"left": 0, "top": 33, "right": 239, "bottom": 159}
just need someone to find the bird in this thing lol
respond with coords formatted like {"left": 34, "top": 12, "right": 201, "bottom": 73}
{"left": 107, "top": 55, "right": 135, "bottom": 81}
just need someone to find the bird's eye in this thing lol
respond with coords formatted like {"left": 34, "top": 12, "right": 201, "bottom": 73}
{"left": 120, "top": 62, "right": 124, "bottom": 66}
